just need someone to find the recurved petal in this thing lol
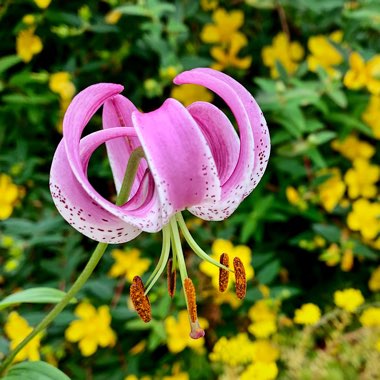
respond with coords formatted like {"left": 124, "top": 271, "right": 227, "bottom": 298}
{"left": 174, "top": 68, "right": 270, "bottom": 220}
{"left": 132, "top": 98, "right": 221, "bottom": 225}
{"left": 187, "top": 101, "right": 239, "bottom": 185}
{"left": 103, "top": 94, "right": 147, "bottom": 194}
{"left": 50, "top": 136, "right": 142, "bottom": 244}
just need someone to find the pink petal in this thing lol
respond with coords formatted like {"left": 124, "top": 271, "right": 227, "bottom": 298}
{"left": 50, "top": 138, "right": 142, "bottom": 244}
{"left": 53, "top": 84, "right": 164, "bottom": 239}
{"left": 174, "top": 68, "right": 270, "bottom": 220}
{"left": 187, "top": 101, "right": 240, "bottom": 185}
{"left": 132, "top": 98, "right": 221, "bottom": 225}
{"left": 103, "top": 94, "right": 147, "bottom": 195}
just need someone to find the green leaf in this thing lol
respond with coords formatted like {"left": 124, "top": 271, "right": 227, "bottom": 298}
{"left": 0, "top": 55, "right": 21, "bottom": 75}
{"left": 3, "top": 361, "right": 71, "bottom": 380}
{"left": 256, "top": 260, "right": 281, "bottom": 284}
{"left": 307, "top": 131, "right": 337, "bottom": 146}
{"left": 115, "top": 5, "right": 150, "bottom": 17}
{"left": 306, "top": 147, "right": 327, "bottom": 168}
{"left": 353, "top": 240, "right": 379, "bottom": 259}
{"left": 327, "top": 112, "right": 373, "bottom": 137}
{"left": 312, "top": 224, "right": 341, "bottom": 243}
{"left": 326, "top": 87, "right": 347, "bottom": 108}
{"left": 270, "top": 285, "right": 301, "bottom": 300}
{"left": 0, "top": 287, "right": 75, "bottom": 310}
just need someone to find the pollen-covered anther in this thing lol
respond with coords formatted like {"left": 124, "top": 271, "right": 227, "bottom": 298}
{"left": 184, "top": 277, "right": 197, "bottom": 323}
{"left": 233, "top": 257, "right": 247, "bottom": 299}
{"left": 167, "top": 258, "right": 176, "bottom": 298}
{"left": 130, "top": 276, "right": 151, "bottom": 323}
{"left": 219, "top": 253, "right": 229, "bottom": 292}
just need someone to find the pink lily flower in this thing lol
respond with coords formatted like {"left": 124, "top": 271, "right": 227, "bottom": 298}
{"left": 50, "top": 68, "right": 270, "bottom": 338}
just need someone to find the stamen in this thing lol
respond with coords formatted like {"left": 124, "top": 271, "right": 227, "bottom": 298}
{"left": 167, "top": 258, "right": 176, "bottom": 298}
{"left": 169, "top": 218, "right": 205, "bottom": 339}
{"left": 130, "top": 276, "right": 151, "bottom": 323}
{"left": 233, "top": 257, "right": 247, "bottom": 299}
{"left": 219, "top": 253, "right": 229, "bottom": 292}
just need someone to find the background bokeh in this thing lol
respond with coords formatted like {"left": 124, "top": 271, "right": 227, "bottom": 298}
{"left": 1, "top": 0, "right": 380, "bottom": 379}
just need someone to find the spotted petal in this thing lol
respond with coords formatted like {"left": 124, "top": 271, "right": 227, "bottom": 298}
{"left": 174, "top": 68, "right": 270, "bottom": 220}
{"left": 132, "top": 98, "right": 221, "bottom": 225}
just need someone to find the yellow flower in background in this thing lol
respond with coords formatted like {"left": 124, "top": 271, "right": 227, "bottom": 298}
{"left": 163, "top": 363, "right": 189, "bottom": 380}
{"left": 105, "top": 10, "right": 122, "bottom": 24}
{"left": 248, "top": 300, "right": 277, "bottom": 338}
{"left": 65, "top": 303, "right": 116, "bottom": 356}
{"left": 171, "top": 84, "right": 213, "bottom": 107}
{"left": 262, "top": 32, "right": 304, "bottom": 78}
{"left": 252, "top": 340, "right": 280, "bottom": 363}
{"left": 16, "top": 28, "right": 43, "bottom": 63}
{"left": 344, "top": 52, "right": 368, "bottom": 90}
{"left": 369, "top": 266, "right": 380, "bottom": 292}
{"left": 340, "top": 248, "right": 354, "bottom": 272}
{"left": 165, "top": 311, "right": 208, "bottom": 353}
{"left": 4, "top": 311, "right": 42, "bottom": 362}
{"left": 317, "top": 168, "right": 346, "bottom": 212}
{"left": 362, "top": 95, "right": 380, "bottom": 139}
{"left": 108, "top": 248, "right": 151, "bottom": 282}
{"left": 365, "top": 55, "right": 380, "bottom": 94}
{"left": 334, "top": 288, "right": 364, "bottom": 312}
{"left": 125, "top": 376, "right": 151, "bottom": 380}
{"left": 160, "top": 66, "right": 179, "bottom": 81}
{"left": 209, "top": 333, "right": 255, "bottom": 367}
{"left": 347, "top": 198, "right": 380, "bottom": 239}
{"left": 319, "top": 243, "right": 341, "bottom": 267}
{"left": 200, "top": 239, "right": 254, "bottom": 289}
{"left": 200, "top": 0, "right": 219, "bottom": 11}
{"left": 211, "top": 33, "right": 252, "bottom": 71}
{"left": 307, "top": 31, "right": 344, "bottom": 78}
{"left": 331, "top": 134, "right": 375, "bottom": 161}
{"left": 49, "top": 72, "right": 76, "bottom": 100}
{"left": 360, "top": 307, "right": 380, "bottom": 327}
{"left": 34, "top": 0, "right": 51, "bottom": 8}
{"left": 294, "top": 303, "right": 321, "bottom": 325}
{"left": 240, "top": 362, "right": 278, "bottom": 380}
{"left": 344, "top": 52, "right": 380, "bottom": 94}
{"left": 200, "top": 8, "right": 244, "bottom": 44}
{"left": 286, "top": 186, "right": 307, "bottom": 210}
{"left": 344, "top": 158, "right": 380, "bottom": 199}
{"left": 203, "top": 287, "right": 243, "bottom": 308}
{"left": 0, "top": 174, "right": 20, "bottom": 220}
{"left": 22, "top": 14, "right": 36, "bottom": 25}
{"left": 49, "top": 72, "right": 76, "bottom": 132}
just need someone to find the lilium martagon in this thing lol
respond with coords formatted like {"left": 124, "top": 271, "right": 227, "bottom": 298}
{"left": 50, "top": 68, "right": 270, "bottom": 339}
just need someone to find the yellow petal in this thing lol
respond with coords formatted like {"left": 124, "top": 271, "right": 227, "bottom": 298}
{"left": 79, "top": 336, "right": 98, "bottom": 356}
{"left": 65, "top": 320, "right": 86, "bottom": 342}
{"left": 75, "top": 302, "right": 97, "bottom": 319}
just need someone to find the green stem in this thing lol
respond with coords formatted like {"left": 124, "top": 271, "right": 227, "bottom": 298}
{"left": 175, "top": 213, "right": 233, "bottom": 273}
{"left": 169, "top": 218, "right": 188, "bottom": 283}
{"left": 144, "top": 225, "right": 171, "bottom": 295}
{"left": 0, "top": 242, "right": 108, "bottom": 374}
{"left": 116, "top": 146, "right": 145, "bottom": 207}
{"left": 0, "top": 147, "right": 145, "bottom": 375}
